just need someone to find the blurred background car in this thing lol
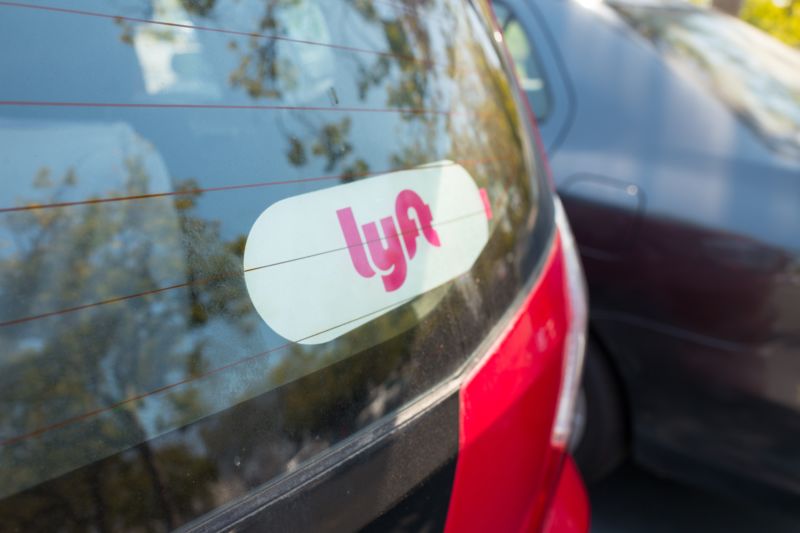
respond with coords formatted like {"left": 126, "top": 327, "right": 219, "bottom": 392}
{"left": 492, "top": 0, "right": 800, "bottom": 498}
{"left": 0, "top": 0, "right": 589, "bottom": 531}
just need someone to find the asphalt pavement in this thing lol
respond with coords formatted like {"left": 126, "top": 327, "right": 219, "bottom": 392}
{"left": 589, "top": 463, "right": 800, "bottom": 533}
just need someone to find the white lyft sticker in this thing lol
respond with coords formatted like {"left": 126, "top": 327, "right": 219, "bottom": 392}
{"left": 243, "top": 161, "right": 491, "bottom": 344}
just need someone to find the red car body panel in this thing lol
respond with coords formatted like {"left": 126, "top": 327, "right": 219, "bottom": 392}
{"left": 542, "top": 457, "right": 591, "bottom": 533}
{"left": 445, "top": 235, "right": 589, "bottom": 532}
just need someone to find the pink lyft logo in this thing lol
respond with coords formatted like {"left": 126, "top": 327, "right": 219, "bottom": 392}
{"left": 337, "top": 189, "right": 441, "bottom": 292}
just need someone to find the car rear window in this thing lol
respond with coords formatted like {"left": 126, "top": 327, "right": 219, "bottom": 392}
{"left": 611, "top": 2, "right": 800, "bottom": 158}
{"left": 0, "top": 0, "right": 550, "bottom": 529}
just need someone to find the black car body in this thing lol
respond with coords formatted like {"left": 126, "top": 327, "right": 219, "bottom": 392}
{"left": 494, "top": 0, "right": 800, "bottom": 496}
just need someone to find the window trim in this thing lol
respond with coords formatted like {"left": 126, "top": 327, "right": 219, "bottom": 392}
{"left": 493, "top": 0, "right": 579, "bottom": 155}
{"left": 494, "top": 3, "right": 556, "bottom": 124}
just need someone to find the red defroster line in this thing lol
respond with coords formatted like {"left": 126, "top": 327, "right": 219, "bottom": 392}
{"left": 0, "top": 157, "right": 495, "bottom": 325}
{"left": 0, "top": 1, "right": 432, "bottom": 67}
{"left": 0, "top": 166, "right": 381, "bottom": 214}
{"left": 0, "top": 100, "right": 449, "bottom": 115}
{"left": 0, "top": 205, "right": 487, "bottom": 328}
{"left": 0, "top": 343, "right": 289, "bottom": 448}
{"left": 0, "top": 295, "right": 417, "bottom": 448}
{"left": 0, "top": 274, "right": 223, "bottom": 328}
{"left": 0, "top": 157, "right": 492, "bottom": 214}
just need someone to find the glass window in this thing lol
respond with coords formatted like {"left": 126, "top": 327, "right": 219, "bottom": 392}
{"left": 611, "top": 3, "right": 800, "bottom": 158}
{"left": 0, "top": 0, "right": 547, "bottom": 529}
{"left": 494, "top": 3, "right": 553, "bottom": 120}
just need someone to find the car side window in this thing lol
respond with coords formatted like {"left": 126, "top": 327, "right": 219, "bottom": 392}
{"left": 494, "top": 5, "right": 552, "bottom": 121}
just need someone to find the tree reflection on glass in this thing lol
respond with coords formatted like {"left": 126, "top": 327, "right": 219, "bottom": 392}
{"left": 0, "top": 0, "right": 544, "bottom": 529}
